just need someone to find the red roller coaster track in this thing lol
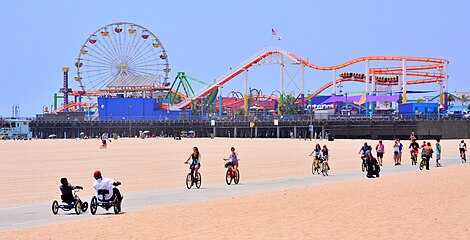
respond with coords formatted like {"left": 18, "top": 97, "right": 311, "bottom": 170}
{"left": 171, "top": 48, "right": 448, "bottom": 110}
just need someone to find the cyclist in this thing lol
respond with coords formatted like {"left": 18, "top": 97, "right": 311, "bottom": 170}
{"left": 420, "top": 141, "right": 427, "bottom": 158}
{"left": 59, "top": 177, "right": 83, "bottom": 205}
{"left": 358, "top": 142, "right": 369, "bottom": 166}
{"left": 409, "top": 139, "right": 420, "bottom": 164}
{"left": 223, "top": 147, "right": 239, "bottom": 177}
{"left": 435, "top": 139, "right": 442, "bottom": 167}
{"left": 459, "top": 140, "right": 467, "bottom": 161}
{"left": 309, "top": 143, "right": 322, "bottom": 159}
{"left": 375, "top": 140, "right": 385, "bottom": 166}
{"left": 92, "top": 171, "right": 122, "bottom": 203}
{"left": 185, "top": 147, "right": 202, "bottom": 179}
{"left": 309, "top": 143, "right": 322, "bottom": 172}
{"left": 322, "top": 145, "right": 330, "bottom": 170}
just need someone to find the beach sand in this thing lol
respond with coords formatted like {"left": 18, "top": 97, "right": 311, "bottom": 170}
{"left": 0, "top": 138, "right": 467, "bottom": 239}
{"left": 0, "top": 138, "right": 462, "bottom": 207}
{"left": 1, "top": 158, "right": 469, "bottom": 239}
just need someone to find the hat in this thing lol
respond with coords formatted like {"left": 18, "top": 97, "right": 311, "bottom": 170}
{"left": 93, "top": 170, "right": 102, "bottom": 179}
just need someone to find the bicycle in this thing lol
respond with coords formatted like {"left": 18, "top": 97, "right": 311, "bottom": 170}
{"left": 361, "top": 159, "right": 367, "bottom": 172}
{"left": 185, "top": 162, "right": 201, "bottom": 189}
{"left": 52, "top": 189, "right": 88, "bottom": 215}
{"left": 224, "top": 161, "right": 240, "bottom": 185}
{"left": 311, "top": 156, "right": 321, "bottom": 175}
{"left": 419, "top": 155, "right": 426, "bottom": 170}
{"left": 321, "top": 157, "right": 330, "bottom": 176}
{"left": 411, "top": 151, "right": 418, "bottom": 165}
{"left": 90, "top": 182, "right": 122, "bottom": 215}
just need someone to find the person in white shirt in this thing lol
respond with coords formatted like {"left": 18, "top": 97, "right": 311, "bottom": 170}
{"left": 92, "top": 171, "right": 122, "bottom": 202}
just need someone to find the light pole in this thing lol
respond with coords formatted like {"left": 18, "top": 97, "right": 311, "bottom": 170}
{"left": 128, "top": 104, "right": 132, "bottom": 137}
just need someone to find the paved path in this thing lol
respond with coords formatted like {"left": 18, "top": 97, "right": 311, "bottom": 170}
{"left": 0, "top": 157, "right": 462, "bottom": 232}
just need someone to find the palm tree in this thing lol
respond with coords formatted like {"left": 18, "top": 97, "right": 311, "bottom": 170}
{"left": 448, "top": 94, "right": 456, "bottom": 104}
{"left": 460, "top": 94, "right": 469, "bottom": 106}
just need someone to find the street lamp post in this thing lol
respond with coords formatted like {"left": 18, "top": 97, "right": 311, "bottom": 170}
{"left": 345, "top": 92, "right": 349, "bottom": 121}
{"left": 128, "top": 104, "right": 132, "bottom": 137}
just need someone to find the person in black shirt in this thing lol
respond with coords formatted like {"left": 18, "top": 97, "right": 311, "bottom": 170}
{"left": 59, "top": 178, "right": 83, "bottom": 205}
{"left": 409, "top": 139, "right": 420, "bottom": 162}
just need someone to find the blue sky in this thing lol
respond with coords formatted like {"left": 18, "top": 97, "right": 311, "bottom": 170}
{"left": 1, "top": 0, "right": 469, "bottom": 117}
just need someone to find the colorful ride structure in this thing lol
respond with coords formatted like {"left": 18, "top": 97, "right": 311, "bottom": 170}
{"left": 49, "top": 23, "right": 449, "bottom": 120}
{"left": 169, "top": 47, "right": 449, "bottom": 117}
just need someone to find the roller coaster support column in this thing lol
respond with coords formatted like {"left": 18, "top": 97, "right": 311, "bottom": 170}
{"left": 244, "top": 68, "right": 248, "bottom": 116}
{"left": 53, "top": 93, "right": 63, "bottom": 110}
{"left": 279, "top": 55, "right": 284, "bottom": 116}
{"left": 301, "top": 63, "right": 305, "bottom": 114}
{"left": 218, "top": 85, "right": 223, "bottom": 117}
{"left": 332, "top": 70, "right": 337, "bottom": 95}
{"left": 443, "top": 62, "right": 449, "bottom": 110}
{"left": 371, "top": 75, "right": 376, "bottom": 115}
{"left": 402, "top": 59, "right": 407, "bottom": 104}
{"left": 365, "top": 60, "right": 370, "bottom": 116}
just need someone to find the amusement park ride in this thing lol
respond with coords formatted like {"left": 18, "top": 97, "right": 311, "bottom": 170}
{"left": 49, "top": 22, "right": 449, "bottom": 119}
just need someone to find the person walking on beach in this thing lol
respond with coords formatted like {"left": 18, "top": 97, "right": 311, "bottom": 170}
{"left": 393, "top": 140, "right": 400, "bottom": 166}
{"left": 376, "top": 140, "right": 385, "bottom": 166}
{"left": 423, "top": 142, "right": 433, "bottom": 170}
{"left": 365, "top": 145, "right": 376, "bottom": 178}
{"left": 409, "top": 132, "right": 417, "bottom": 141}
{"left": 435, "top": 139, "right": 442, "bottom": 167}
{"left": 397, "top": 139, "right": 403, "bottom": 165}
{"left": 100, "top": 132, "right": 109, "bottom": 149}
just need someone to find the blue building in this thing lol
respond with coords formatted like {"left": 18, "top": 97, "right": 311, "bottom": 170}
{"left": 98, "top": 97, "right": 192, "bottom": 121}
{"left": 398, "top": 103, "right": 439, "bottom": 119}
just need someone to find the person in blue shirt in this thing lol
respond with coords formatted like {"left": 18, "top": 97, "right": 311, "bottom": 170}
{"left": 358, "top": 142, "right": 369, "bottom": 165}
{"left": 397, "top": 139, "right": 403, "bottom": 165}
{"left": 435, "top": 139, "right": 442, "bottom": 167}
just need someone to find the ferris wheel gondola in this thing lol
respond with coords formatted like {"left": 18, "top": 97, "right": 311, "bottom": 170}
{"left": 75, "top": 22, "right": 170, "bottom": 99}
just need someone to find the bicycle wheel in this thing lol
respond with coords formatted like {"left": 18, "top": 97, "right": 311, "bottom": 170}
{"left": 362, "top": 162, "right": 365, "bottom": 172}
{"left": 113, "top": 198, "right": 121, "bottom": 214}
{"left": 322, "top": 163, "right": 328, "bottom": 176}
{"left": 74, "top": 201, "right": 81, "bottom": 215}
{"left": 419, "top": 160, "right": 424, "bottom": 170}
{"left": 312, "top": 162, "right": 315, "bottom": 175}
{"left": 186, "top": 173, "right": 193, "bottom": 189}
{"left": 234, "top": 169, "right": 240, "bottom": 184}
{"left": 81, "top": 202, "right": 88, "bottom": 212}
{"left": 90, "top": 196, "right": 98, "bottom": 215}
{"left": 195, "top": 172, "right": 202, "bottom": 189}
{"left": 52, "top": 200, "right": 59, "bottom": 215}
{"left": 225, "top": 169, "right": 232, "bottom": 185}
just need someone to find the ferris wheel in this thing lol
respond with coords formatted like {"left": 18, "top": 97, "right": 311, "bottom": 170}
{"left": 75, "top": 22, "right": 170, "bottom": 97}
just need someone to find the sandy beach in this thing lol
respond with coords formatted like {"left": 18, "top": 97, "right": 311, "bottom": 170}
{"left": 0, "top": 138, "right": 467, "bottom": 239}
